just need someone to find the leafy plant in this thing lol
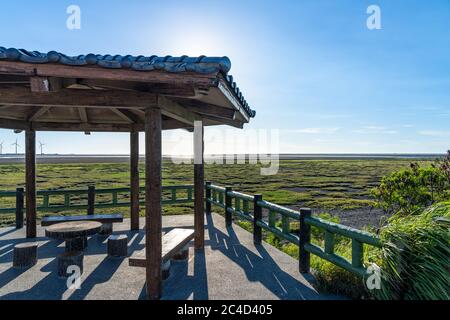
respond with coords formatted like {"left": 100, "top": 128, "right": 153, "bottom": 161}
{"left": 371, "top": 202, "right": 450, "bottom": 300}
{"left": 372, "top": 157, "right": 450, "bottom": 216}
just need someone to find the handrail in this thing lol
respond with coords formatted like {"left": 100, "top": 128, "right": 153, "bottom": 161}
{"left": 0, "top": 184, "right": 194, "bottom": 214}
{"left": 205, "top": 182, "right": 382, "bottom": 278}
{"left": 2, "top": 182, "right": 383, "bottom": 278}
{"left": 304, "top": 216, "right": 381, "bottom": 247}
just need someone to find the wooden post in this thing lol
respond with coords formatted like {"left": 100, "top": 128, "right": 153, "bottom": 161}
{"left": 130, "top": 128, "right": 140, "bottom": 230}
{"left": 299, "top": 208, "right": 311, "bottom": 273}
{"left": 224, "top": 186, "right": 232, "bottom": 226}
{"left": 351, "top": 239, "right": 364, "bottom": 268}
{"left": 194, "top": 121, "right": 204, "bottom": 249}
{"left": 15, "top": 187, "right": 24, "bottom": 229}
{"left": 205, "top": 181, "right": 211, "bottom": 215}
{"left": 253, "top": 194, "right": 262, "bottom": 245}
{"left": 25, "top": 130, "right": 36, "bottom": 238}
{"left": 87, "top": 185, "right": 95, "bottom": 215}
{"left": 145, "top": 106, "right": 162, "bottom": 300}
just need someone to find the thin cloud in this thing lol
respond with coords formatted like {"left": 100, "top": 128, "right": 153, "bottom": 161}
{"left": 292, "top": 127, "right": 340, "bottom": 134}
{"left": 418, "top": 130, "right": 450, "bottom": 137}
{"left": 353, "top": 126, "right": 398, "bottom": 134}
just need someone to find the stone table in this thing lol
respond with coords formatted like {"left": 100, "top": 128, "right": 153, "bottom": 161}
{"left": 45, "top": 221, "right": 102, "bottom": 252}
{"left": 46, "top": 221, "right": 102, "bottom": 277}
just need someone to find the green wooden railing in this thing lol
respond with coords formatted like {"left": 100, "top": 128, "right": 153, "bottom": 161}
{"left": 1, "top": 181, "right": 382, "bottom": 278}
{"left": 0, "top": 185, "right": 194, "bottom": 215}
{"left": 205, "top": 182, "right": 382, "bottom": 278}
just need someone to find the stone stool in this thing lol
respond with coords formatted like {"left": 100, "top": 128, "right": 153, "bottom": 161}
{"left": 13, "top": 242, "right": 38, "bottom": 269}
{"left": 107, "top": 234, "right": 128, "bottom": 257}
{"left": 58, "top": 251, "right": 84, "bottom": 277}
{"left": 99, "top": 223, "right": 113, "bottom": 236}
{"left": 172, "top": 244, "right": 190, "bottom": 261}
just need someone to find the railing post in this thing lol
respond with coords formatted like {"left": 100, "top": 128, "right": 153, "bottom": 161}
{"left": 224, "top": 186, "right": 232, "bottom": 226}
{"left": 253, "top": 194, "right": 262, "bottom": 245}
{"left": 351, "top": 239, "right": 364, "bottom": 269}
{"left": 205, "top": 181, "right": 211, "bottom": 215}
{"left": 15, "top": 187, "right": 24, "bottom": 229}
{"left": 87, "top": 185, "right": 95, "bottom": 215}
{"left": 299, "top": 208, "right": 311, "bottom": 273}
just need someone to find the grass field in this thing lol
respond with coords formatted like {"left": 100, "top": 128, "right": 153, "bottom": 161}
{"left": 0, "top": 159, "right": 427, "bottom": 228}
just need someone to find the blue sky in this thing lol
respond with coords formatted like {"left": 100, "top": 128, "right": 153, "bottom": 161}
{"left": 0, "top": 0, "right": 449, "bottom": 154}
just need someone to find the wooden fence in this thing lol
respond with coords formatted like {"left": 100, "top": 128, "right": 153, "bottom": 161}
{"left": 205, "top": 182, "right": 382, "bottom": 278}
{"left": 0, "top": 182, "right": 381, "bottom": 277}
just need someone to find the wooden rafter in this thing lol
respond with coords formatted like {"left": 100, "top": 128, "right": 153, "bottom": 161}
{"left": 27, "top": 106, "right": 51, "bottom": 121}
{"left": 111, "top": 108, "right": 135, "bottom": 123}
{"left": 158, "top": 96, "right": 199, "bottom": 126}
{"left": 78, "top": 107, "right": 88, "bottom": 123}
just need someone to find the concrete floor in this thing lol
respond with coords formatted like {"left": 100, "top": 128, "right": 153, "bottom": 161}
{"left": 0, "top": 213, "right": 341, "bottom": 300}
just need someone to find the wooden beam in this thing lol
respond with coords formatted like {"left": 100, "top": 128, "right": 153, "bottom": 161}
{"left": 79, "top": 79, "right": 197, "bottom": 97}
{"left": 194, "top": 121, "right": 205, "bottom": 249}
{"left": 130, "top": 128, "right": 140, "bottom": 231}
{"left": 78, "top": 107, "right": 88, "bottom": 123}
{"left": 0, "top": 118, "right": 30, "bottom": 130}
{"left": 201, "top": 116, "right": 244, "bottom": 129}
{"left": 0, "top": 117, "right": 193, "bottom": 132}
{"left": 158, "top": 95, "right": 199, "bottom": 126}
{"left": 25, "top": 130, "right": 36, "bottom": 238}
{"left": 117, "top": 108, "right": 141, "bottom": 123}
{"left": 111, "top": 108, "right": 135, "bottom": 123}
{"left": 0, "top": 61, "right": 217, "bottom": 87}
{"left": 0, "top": 86, "right": 157, "bottom": 108}
{"left": 175, "top": 98, "right": 236, "bottom": 120}
{"left": 145, "top": 106, "right": 162, "bottom": 300}
{"left": 27, "top": 106, "right": 51, "bottom": 121}
{"left": 77, "top": 107, "right": 90, "bottom": 134}
{"left": 0, "top": 75, "right": 29, "bottom": 84}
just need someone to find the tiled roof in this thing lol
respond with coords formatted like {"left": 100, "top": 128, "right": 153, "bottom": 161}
{"left": 0, "top": 47, "right": 255, "bottom": 118}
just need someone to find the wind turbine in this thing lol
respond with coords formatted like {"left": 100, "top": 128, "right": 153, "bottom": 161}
{"left": 11, "top": 139, "right": 20, "bottom": 155}
{"left": 0, "top": 141, "right": 3, "bottom": 155}
{"left": 39, "top": 141, "right": 46, "bottom": 155}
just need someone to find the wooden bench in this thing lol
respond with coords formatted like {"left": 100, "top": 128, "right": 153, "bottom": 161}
{"left": 129, "top": 228, "right": 194, "bottom": 268}
{"left": 41, "top": 214, "right": 123, "bottom": 235}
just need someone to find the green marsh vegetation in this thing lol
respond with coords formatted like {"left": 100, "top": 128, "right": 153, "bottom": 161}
{"left": 0, "top": 158, "right": 422, "bottom": 226}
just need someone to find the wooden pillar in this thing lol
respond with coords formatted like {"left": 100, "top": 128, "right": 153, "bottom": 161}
{"left": 25, "top": 130, "right": 36, "bottom": 238}
{"left": 145, "top": 106, "right": 162, "bottom": 300}
{"left": 130, "top": 128, "right": 140, "bottom": 230}
{"left": 194, "top": 121, "right": 205, "bottom": 249}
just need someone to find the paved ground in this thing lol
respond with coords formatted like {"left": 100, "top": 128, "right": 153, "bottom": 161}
{"left": 0, "top": 213, "right": 342, "bottom": 300}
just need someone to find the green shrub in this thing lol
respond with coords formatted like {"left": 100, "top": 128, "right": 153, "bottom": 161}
{"left": 372, "top": 155, "right": 450, "bottom": 215}
{"left": 372, "top": 202, "right": 450, "bottom": 300}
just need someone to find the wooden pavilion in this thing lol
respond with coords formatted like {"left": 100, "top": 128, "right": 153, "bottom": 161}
{"left": 0, "top": 47, "right": 255, "bottom": 299}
